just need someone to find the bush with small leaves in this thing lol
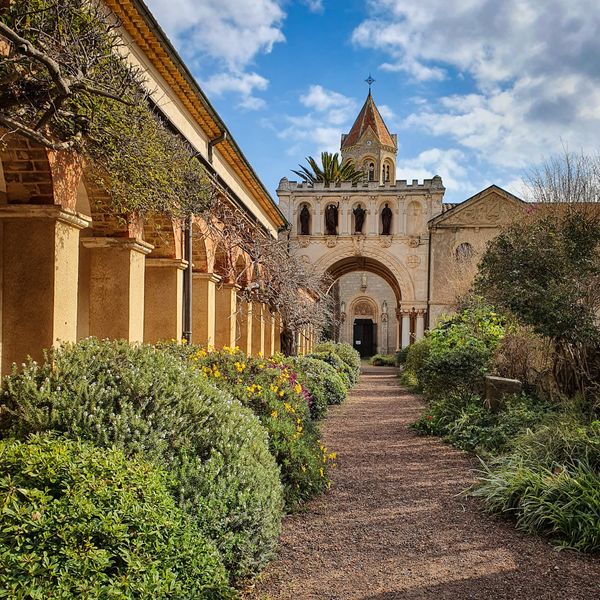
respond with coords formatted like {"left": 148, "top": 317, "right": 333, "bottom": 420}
{"left": 313, "top": 342, "right": 361, "bottom": 383}
{"left": 306, "top": 350, "right": 354, "bottom": 388}
{"left": 291, "top": 356, "right": 347, "bottom": 417}
{"left": 369, "top": 354, "right": 396, "bottom": 367}
{"left": 0, "top": 339, "right": 283, "bottom": 582}
{"left": 0, "top": 435, "right": 236, "bottom": 599}
{"left": 173, "top": 346, "right": 336, "bottom": 510}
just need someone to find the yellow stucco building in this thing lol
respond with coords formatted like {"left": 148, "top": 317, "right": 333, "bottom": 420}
{"left": 0, "top": 0, "right": 304, "bottom": 376}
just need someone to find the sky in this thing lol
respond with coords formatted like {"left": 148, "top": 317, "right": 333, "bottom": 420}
{"left": 145, "top": 0, "right": 600, "bottom": 204}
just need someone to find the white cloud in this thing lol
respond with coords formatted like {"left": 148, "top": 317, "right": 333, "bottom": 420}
{"left": 146, "top": 0, "right": 285, "bottom": 107}
{"left": 396, "top": 148, "right": 473, "bottom": 193}
{"left": 353, "top": 0, "right": 600, "bottom": 171}
{"left": 279, "top": 85, "right": 357, "bottom": 154}
{"left": 302, "top": 0, "right": 324, "bottom": 13}
{"left": 146, "top": 0, "right": 285, "bottom": 70}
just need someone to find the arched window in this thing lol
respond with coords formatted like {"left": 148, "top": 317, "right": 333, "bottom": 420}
{"left": 385, "top": 164, "right": 390, "bottom": 182}
{"left": 456, "top": 242, "right": 474, "bottom": 262}
{"left": 368, "top": 162, "right": 375, "bottom": 182}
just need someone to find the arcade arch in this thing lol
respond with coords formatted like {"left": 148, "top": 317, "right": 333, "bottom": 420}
{"left": 320, "top": 253, "right": 423, "bottom": 354}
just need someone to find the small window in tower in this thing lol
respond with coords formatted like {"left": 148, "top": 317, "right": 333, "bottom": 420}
{"left": 368, "top": 162, "right": 375, "bottom": 182}
{"left": 385, "top": 165, "right": 390, "bottom": 182}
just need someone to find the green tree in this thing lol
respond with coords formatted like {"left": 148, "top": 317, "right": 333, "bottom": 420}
{"left": 292, "top": 152, "right": 364, "bottom": 184}
{"left": 476, "top": 153, "right": 600, "bottom": 402}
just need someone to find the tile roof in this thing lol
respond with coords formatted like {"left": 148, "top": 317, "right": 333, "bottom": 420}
{"left": 341, "top": 91, "right": 396, "bottom": 150}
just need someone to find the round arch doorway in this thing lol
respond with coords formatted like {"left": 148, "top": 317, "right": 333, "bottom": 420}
{"left": 325, "top": 257, "right": 402, "bottom": 356}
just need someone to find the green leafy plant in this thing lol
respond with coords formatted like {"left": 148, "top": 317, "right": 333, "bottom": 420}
{"left": 292, "top": 152, "right": 364, "bottom": 184}
{"left": 313, "top": 341, "right": 361, "bottom": 381}
{"left": 290, "top": 356, "right": 348, "bottom": 417}
{"left": 369, "top": 354, "right": 396, "bottom": 366}
{"left": 170, "top": 345, "right": 335, "bottom": 510}
{"left": 0, "top": 339, "right": 283, "bottom": 582}
{"left": 0, "top": 434, "right": 236, "bottom": 599}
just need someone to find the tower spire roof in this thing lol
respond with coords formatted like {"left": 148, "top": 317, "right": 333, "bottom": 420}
{"left": 341, "top": 92, "right": 396, "bottom": 150}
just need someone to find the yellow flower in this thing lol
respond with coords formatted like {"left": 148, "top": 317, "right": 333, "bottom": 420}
{"left": 328, "top": 452, "right": 337, "bottom": 460}
{"left": 271, "top": 410, "right": 279, "bottom": 419}
{"left": 301, "top": 465, "right": 306, "bottom": 472}
{"left": 213, "top": 370, "right": 220, "bottom": 378}
{"left": 279, "top": 390, "right": 285, "bottom": 397}
{"left": 319, "top": 468, "right": 324, "bottom": 478}
{"left": 294, "top": 383, "right": 302, "bottom": 394}
{"left": 234, "top": 361, "right": 246, "bottom": 372}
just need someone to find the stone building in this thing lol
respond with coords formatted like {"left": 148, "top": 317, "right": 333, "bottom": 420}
{"left": 0, "top": 0, "right": 309, "bottom": 376}
{"left": 277, "top": 91, "right": 525, "bottom": 356}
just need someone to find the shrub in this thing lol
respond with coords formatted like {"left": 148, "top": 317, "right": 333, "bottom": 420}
{"left": 369, "top": 354, "right": 396, "bottom": 367}
{"left": 413, "top": 392, "right": 550, "bottom": 455}
{"left": 178, "top": 346, "right": 335, "bottom": 510}
{"left": 474, "top": 452, "right": 600, "bottom": 552}
{"left": 307, "top": 350, "right": 354, "bottom": 388}
{"left": 313, "top": 342, "right": 361, "bottom": 383}
{"left": 0, "top": 339, "right": 283, "bottom": 582}
{"left": 395, "top": 347, "right": 410, "bottom": 365}
{"left": 400, "top": 338, "right": 431, "bottom": 389}
{"left": 291, "top": 356, "right": 347, "bottom": 417}
{"left": 419, "top": 304, "right": 505, "bottom": 399}
{"left": 0, "top": 435, "right": 235, "bottom": 599}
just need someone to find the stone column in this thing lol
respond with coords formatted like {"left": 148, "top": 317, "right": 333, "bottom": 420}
{"left": 270, "top": 312, "right": 276, "bottom": 355}
{"left": 215, "top": 282, "right": 238, "bottom": 348}
{"left": 315, "top": 201, "right": 323, "bottom": 235}
{"left": 340, "top": 198, "right": 349, "bottom": 235}
{"left": 251, "top": 301, "right": 265, "bottom": 356}
{"left": 381, "top": 314, "right": 389, "bottom": 354}
{"left": 368, "top": 195, "right": 377, "bottom": 235}
{"left": 144, "top": 258, "right": 187, "bottom": 343}
{"left": 273, "top": 314, "right": 282, "bottom": 353}
{"left": 236, "top": 299, "right": 253, "bottom": 355}
{"left": 82, "top": 236, "right": 153, "bottom": 343}
{"left": 192, "top": 272, "right": 219, "bottom": 347}
{"left": 401, "top": 311, "right": 411, "bottom": 349}
{"left": 0, "top": 205, "right": 90, "bottom": 374}
{"left": 416, "top": 310, "right": 426, "bottom": 341}
{"left": 263, "top": 308, "right": 273, "bottom": 357}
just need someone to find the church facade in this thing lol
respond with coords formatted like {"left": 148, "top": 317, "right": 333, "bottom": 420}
{"left": 277, "top": 91, "right": 524, "bottom": 356}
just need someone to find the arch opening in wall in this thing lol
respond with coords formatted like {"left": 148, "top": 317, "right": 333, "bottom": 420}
{"left": 382, "top": 159, "right": 394, "bottom": 183}
{"left": 298, "top": 202, "right": 312, "bottom": 235}
{"left": 351, "top": 201, "right": 367, "bottom": 234}
{"left": 455, "top": 241, "right": 474, "bottom": 263}
{"left": 378, "top": 199, "right": 394, "bottom": 235}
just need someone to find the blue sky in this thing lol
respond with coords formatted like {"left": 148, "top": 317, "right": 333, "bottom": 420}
{"left": 145, "top": 0, "right": 600, "bottom": 204}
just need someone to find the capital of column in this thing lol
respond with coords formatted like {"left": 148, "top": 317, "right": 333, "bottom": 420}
{"left": 146, "top": 257, "right": 188, "bottom": 270}
{"left": 0, "top": 204, "right": 91, "bottom": 230}
{"left": 80, "top": 236, "right": 153, "bottom": 255}
{"left": 193, "top": 271, "right": 221, "bottom": 284}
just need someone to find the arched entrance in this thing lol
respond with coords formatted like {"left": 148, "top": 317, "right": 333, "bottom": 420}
{"left": 323, "top": 255, "right": 405, "bottom": 355}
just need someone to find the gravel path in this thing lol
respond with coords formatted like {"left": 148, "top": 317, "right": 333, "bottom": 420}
{"left": 248, "top": 366, "right": 600, "bottom": 600}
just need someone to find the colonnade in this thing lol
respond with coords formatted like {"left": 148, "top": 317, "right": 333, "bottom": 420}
{"left": 0, "top": 203, "right": 292, "bottom": 376}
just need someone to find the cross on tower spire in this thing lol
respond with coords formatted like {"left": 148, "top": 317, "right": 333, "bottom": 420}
{"left": 365, "top": 73, "right": 375, "bottom": 92}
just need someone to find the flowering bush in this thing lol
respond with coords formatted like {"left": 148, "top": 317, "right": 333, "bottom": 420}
{"left": 0, "top": 434, "right": 236, "bottom": 599}
{"left": 0, "top": 339, "right": 283, "bottom": 582}
{"left": 171, "top": 345, "right": 337, "bottom": 510}
{"left": 290, "top": 356, "right": 347, "bottom": 418}
{"left": 313, "top": 341, "right": 361, "bottom": 384}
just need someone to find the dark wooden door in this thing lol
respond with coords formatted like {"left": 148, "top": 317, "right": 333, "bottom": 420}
{"left": 353, "top": 318, "right": 375, "bottom": 357}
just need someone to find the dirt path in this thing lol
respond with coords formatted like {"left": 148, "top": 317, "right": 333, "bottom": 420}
{"left": 248, "top": 366, "right": 599, "bottom": 600}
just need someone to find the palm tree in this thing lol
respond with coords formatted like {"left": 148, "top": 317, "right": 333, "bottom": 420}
{"left": 292, "top": 152, "right": 364, "bottom": 184}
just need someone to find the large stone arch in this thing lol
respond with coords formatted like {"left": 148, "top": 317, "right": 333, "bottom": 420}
{"left": 314, "top": 245, "right": 415, "bottom": 303}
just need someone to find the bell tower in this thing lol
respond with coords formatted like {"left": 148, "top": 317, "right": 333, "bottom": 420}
{"left": 340, "top": 77, "right": 398, "bottom": 184}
